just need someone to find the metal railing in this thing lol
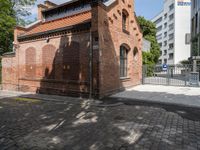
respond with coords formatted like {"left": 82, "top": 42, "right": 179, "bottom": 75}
{"left": 142, "top": 64, "right": 200, "bottom": 87}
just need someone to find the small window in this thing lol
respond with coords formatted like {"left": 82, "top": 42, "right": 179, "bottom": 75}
{"left": 169, "top": 14, "right": 174, "bottom": 21}
{"left": 133, "top": 47, "right": 139, "bottom": 61}
{"left": 120, "top": 46, "right": 129, "bottom": 78}
{"left": 122, "top": 9, "right": 129, "bottom": 31}
{"left": 169, "top": 3, "right": 174, "bottom": 11}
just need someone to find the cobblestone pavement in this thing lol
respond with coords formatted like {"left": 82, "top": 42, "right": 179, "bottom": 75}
{"left": 0, "top": 97, "right": 200, "bottom": 150}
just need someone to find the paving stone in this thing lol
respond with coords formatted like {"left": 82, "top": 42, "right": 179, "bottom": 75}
{"left": 0, "top": 97, "right": 200, "bottom": 149}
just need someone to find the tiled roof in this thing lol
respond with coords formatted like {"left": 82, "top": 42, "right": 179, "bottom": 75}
{"left": 20, "top": 11, "right": 91, "bottom": 37}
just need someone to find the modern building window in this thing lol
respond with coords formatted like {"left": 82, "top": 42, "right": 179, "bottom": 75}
{"left": 122, "top": 9, "right": 129, "bottom": 31}
{"left": 159, "top": 42, "right": 162, "bottom": 47}
{"left": 192, "top": 18, "right": 195, "bottom": 34}
{"left": 168, "top": 23, "right": 174, "bottom": 31}
{"left": 164, "top": 22, "right": 167, "bottom": 29}
{"left": 164, "top": 13, "right": 168, "bottom": 19}
{"left": 157, "top": 25, "right": 162, "bottom": 32}
{"left": 193, "top": 0, "right": 196, "bottom": 8}
{"left": 164, "top": 59, "right": 167, "bottom": 64}
{"left": 120, "top": 46, "right": 128, "bottom": 78}
{"left": 164, "top": 40, "right": 167, "bottom": 46}
{"left": 169, "top": 53, "right": 174, "bottom": 60}
{"left": 154, "top": 17, "right": 162, "bottom": 24}
{"left": 169, "top": 43, "right": 174, "bottom": 49}
{"left": 156, "top": 33, "right": 162, "bottom": 40}
{"left": 164, "top": 32, "right": 167, "bottom": 38}
{"left": 169, "top": 14, "right": 174, "bottom": 21}
{"left": 192, "top": 38, "right": 199, "bottom": 56}
{"left": 164, "top": 50, "right": 167, "bottom": 55}
{"left": 169, "top": 3, "right": 174, "bottom": 11}
{"left": 169, "top": 33, "right": 174, "bottom": 41}
{"left": 195, "top": 13, "right": 198, "bottom": 33}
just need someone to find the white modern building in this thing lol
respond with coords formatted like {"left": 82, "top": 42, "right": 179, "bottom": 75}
{"left": 152, "top": 0, "right": 191, "bottom": 65}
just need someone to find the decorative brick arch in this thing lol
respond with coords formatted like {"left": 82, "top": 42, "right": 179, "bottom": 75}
{"left": 42, "top": 44, "right": 56, "bottom": 79}
{"left": 25, "top": 47, "right": 36, "bottom": 78}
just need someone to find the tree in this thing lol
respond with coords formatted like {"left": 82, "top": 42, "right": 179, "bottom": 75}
{"left": 0, "top": 0, "right": 36, "bottom": 55}
{"left": 137, "top": 16, "right": 160, "bottom": 65}
{"left": 0, "top": 0, "right": 16, "bottom": 55}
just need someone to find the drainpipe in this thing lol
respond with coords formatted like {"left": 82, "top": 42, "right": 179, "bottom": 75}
{"left": 89, "top": 30, "right": 93, "bottom": 99}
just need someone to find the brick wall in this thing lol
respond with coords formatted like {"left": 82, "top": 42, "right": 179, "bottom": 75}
{"left": 2, "top": 0, "right": 142, "bottom": 98}
{"left": 2, "top": 32, "right": 91, "bottom": 97}
{"left": 91, "top": 1, "right": 142, "bottom": 97}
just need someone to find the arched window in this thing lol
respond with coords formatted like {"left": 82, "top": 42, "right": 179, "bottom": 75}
{"left": 120, "top": 45, "right": 129, "bottom": 78}
{"left": 133, "top": 47, "right": 139, "bottom": 61}
{"left": 122, "top": 9, "right": 129, "bottom": 31}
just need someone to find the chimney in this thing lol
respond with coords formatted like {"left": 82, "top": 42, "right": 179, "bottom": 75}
{"left": 44, "top": 1, "right": 57, "bottom": 8}
{"left": 37, "top": 4, "right": 47, "bottom": 21}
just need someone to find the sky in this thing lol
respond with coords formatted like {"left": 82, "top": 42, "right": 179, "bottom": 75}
{"left": 135, "top": 0, "right": 164, "bottom": 20}
{"left": 28, "top": 0, "right": 164, "bottom": 21}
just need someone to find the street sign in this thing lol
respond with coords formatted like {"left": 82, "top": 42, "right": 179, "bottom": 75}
{"left": 162, "top": 64, "right": 168, "bottom": 71}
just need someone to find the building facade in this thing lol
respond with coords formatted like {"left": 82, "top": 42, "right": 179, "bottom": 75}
{"left": 191, "top": 0, "right": 200, "bottom": 64}
{"left": 1, "top": 0, "right": 142, "bottom": 98}
{"left": 152, "top": 0, "right": 191, "bottom": 65}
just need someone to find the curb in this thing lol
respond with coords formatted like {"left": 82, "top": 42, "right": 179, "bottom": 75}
{"left": 109, "top": 96, "right": 200, "bottom": 110}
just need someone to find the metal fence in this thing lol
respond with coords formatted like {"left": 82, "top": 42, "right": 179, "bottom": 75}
{"left": 142, "top": 65, "right": 200, "bottom": 87}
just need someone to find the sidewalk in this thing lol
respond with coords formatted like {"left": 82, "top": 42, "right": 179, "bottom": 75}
{"left": 111, "top": 85, "right": 200, "bottom": 108}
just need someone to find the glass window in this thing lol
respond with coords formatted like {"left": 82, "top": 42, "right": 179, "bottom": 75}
{"left": 169, "top": 3, "right": 174, "bottom": 11}
{"left": 120, "top": 46, "right": 128, "bottom": 78}
{"left": 169, "top": 23, "right": 174, "bottom": 31}
{"left": 169, "top": 43, "right": 174, "bottom": 49}
{"left": 168, "top": 53, "right": 174, "bottom": 60}
{"left": 169, "top": 33, "right": 174, "bottom": 41}
{"left": 157, "top": 25, "right": 162, "bottom": 32}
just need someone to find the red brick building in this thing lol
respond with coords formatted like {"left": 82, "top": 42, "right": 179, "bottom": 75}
{"left": 2, "top": 0, "right": 142, "bottom": 98}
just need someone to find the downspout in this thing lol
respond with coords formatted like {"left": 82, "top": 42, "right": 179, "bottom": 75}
{"left": 89, "top": 29, "right": 93, "bottom": 99}
{"left": 17, "top": 44, "right": 20, "bottom": 91}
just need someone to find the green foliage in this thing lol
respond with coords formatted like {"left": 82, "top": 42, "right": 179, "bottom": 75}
{"left": 0, "top": 57, "right": 2, "bottom": 83}
{"left": 179, "top": 60, "right": 190, "bottom": 65}
{"left": 0, "top": 0, "right": 16, "bottom": 55}
{"left": 137, "top": 16, "right": 160, "bottom": 65}
{"left": 0, "top": 0, "right": 36, "bottom": 55}
{"left": 10, "top": 0, "right": 36, "bottom": 26}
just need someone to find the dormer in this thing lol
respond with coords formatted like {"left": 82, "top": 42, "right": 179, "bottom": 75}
{"left": 37, "top": 4, "right": 48, "bottom": 21}
{"left": 44, "top": 1, "right": 57, "bottom": 9}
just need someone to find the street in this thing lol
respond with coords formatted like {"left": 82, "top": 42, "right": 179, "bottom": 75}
{"left": 0, "top": 96, "right": 200, "bottom": 150}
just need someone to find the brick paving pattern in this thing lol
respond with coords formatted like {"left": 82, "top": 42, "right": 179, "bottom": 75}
{"left": 0, "top": 98, "right": 200, "bottom": 150}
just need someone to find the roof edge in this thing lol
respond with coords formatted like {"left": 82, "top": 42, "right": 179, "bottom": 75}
{"left": 18, "top": 21, "right": 91, "bottom": 41}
